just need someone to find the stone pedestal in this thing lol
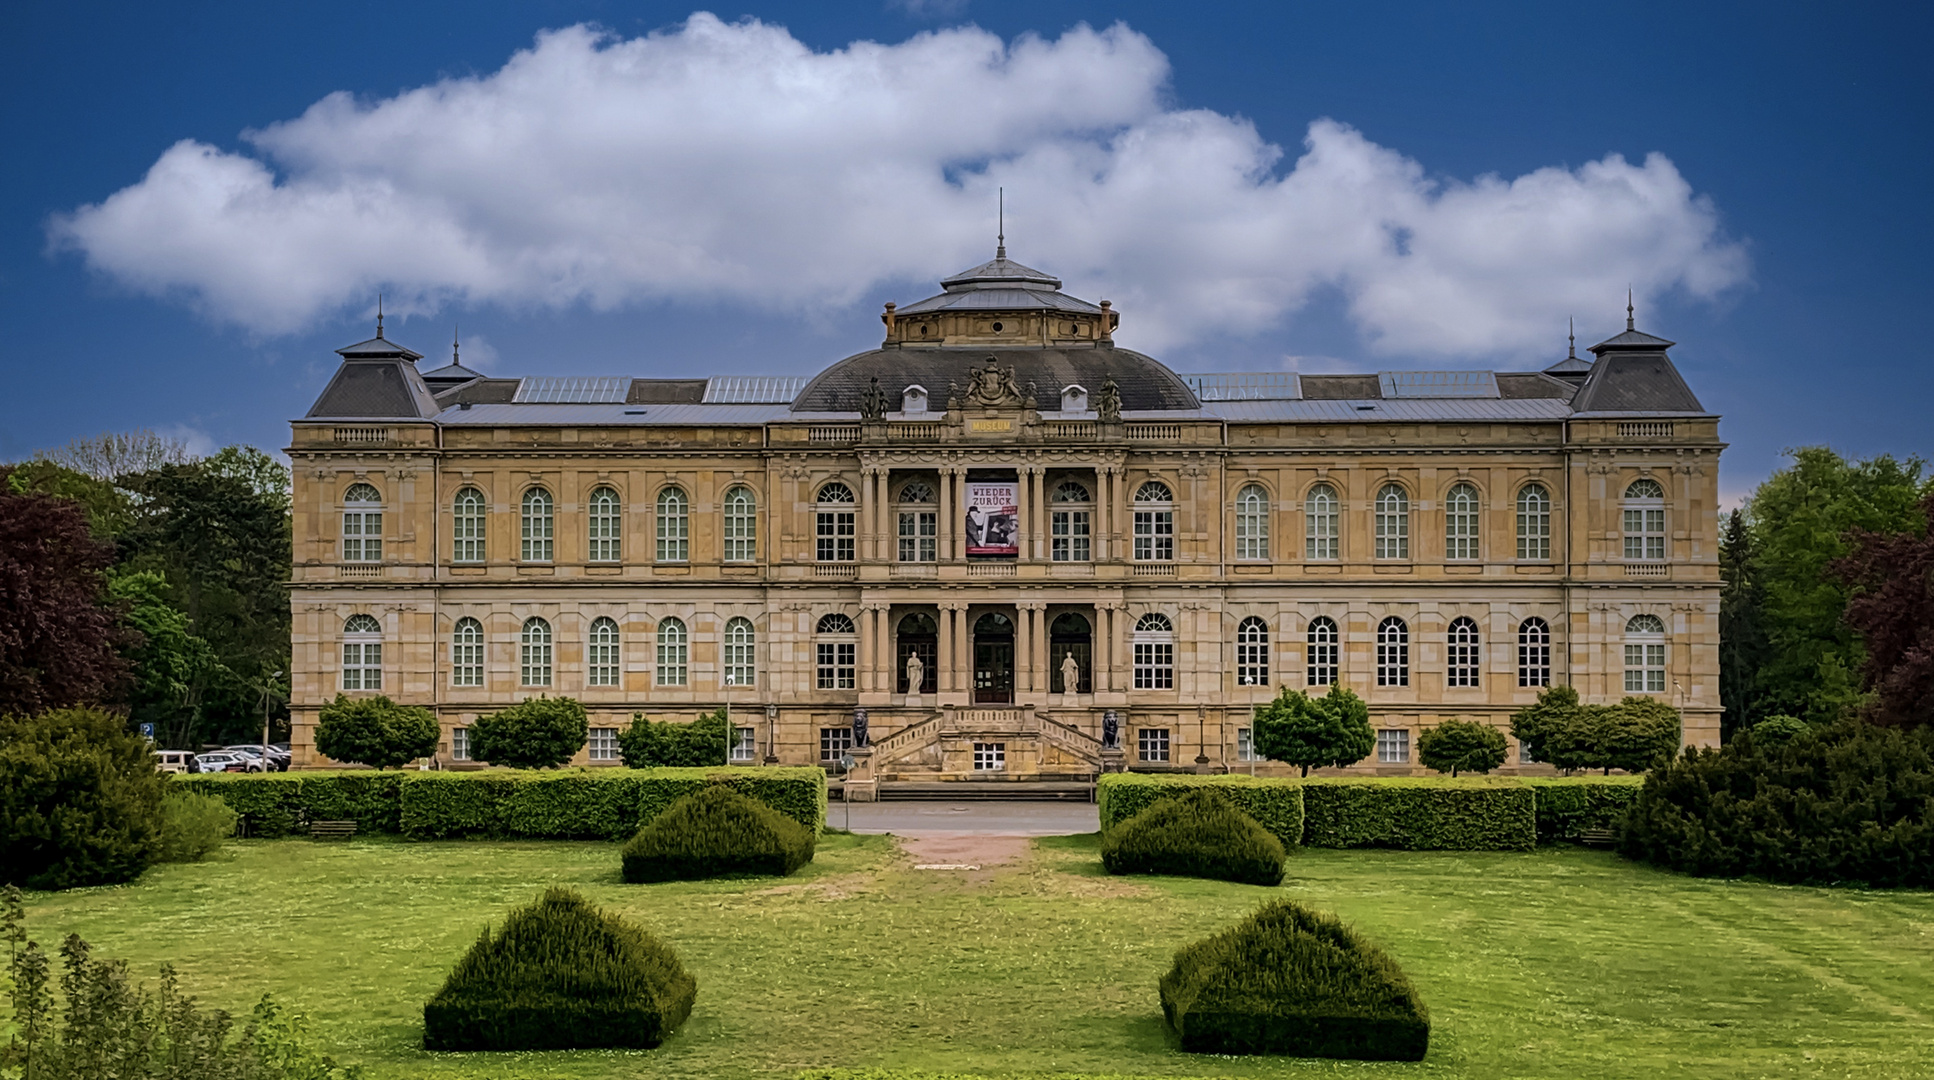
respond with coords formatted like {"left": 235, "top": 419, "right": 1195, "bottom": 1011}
{"left": 844, "top": 747, "right": 879, "bottom": 802}
{"left": 1100, "top": 747, "right": 1127, "bottom": 774}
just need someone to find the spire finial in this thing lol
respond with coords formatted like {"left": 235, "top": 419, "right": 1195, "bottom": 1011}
{"left": 1626, "top": 288, "right": 1635, "bottom": 331}
{"left": 376, "top": 293, "right": 385, "bottom": 339}
{"left": 452, "top": 323, "right": 460, "bottom": 366}
{"left": 996, "top": 187, "right": 1006, "bottom": 260}
{"left": 1568, "top": 317, "right": 1577, "bottom": 359}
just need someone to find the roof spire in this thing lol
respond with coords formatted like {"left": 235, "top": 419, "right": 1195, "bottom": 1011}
{"left": 1626, "top": 288, "right": 1635, "bottom": 331}
{"left": 377, "top": 293, "right": 385, "bottom": 339}
{"left": 1568, "top": 317, "right": 1577, "bottom": 359}
{"left": 452, "top": 323, "right": 459, "bottom": 365}
{"left": 996, "top": 187, "right": 1006, "bottom": 260}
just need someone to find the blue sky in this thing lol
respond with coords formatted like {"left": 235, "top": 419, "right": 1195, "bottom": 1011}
{"left": 3, "top": 1, "right": 1929, "bottom": 501}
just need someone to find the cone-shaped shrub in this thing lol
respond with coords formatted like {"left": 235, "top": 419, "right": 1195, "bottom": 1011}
{"left": 621, "top": 784, "right": 816, "bottom": 883}
{"left": 1101, "top": 789, "right": 1286, "bottom": 885}
{"left": 1159, "top": 900, "right": 1429, "bottom": 1060}
{"left": 422, "top": 887, "right": 695, "bottom": 1051}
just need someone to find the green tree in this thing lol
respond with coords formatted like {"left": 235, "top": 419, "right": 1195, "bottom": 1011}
{"left": 470, "top": 697, "right": 588, "bottom": 769}
{"left": 1718, "top": 508, "right": 1767, "bottom": 741}
{"left": 0, "top": 707, "right": 167, "bottom": 890}
{"left": 313, "top": 694, "right": 439, "bottom": 769}
{"left": 1417, "top": 719, "right": 1507, "bottom": 776}
{"left": 617, "top": 708, "right": 729, "bottom": 768}
{"left": 1252, "top": 683, "right": 1374, "bottom": 777}
{"left": 107, "top": 570, "right": 228, "bottom": 749}
{"left": 1510, "top": 685, "right": 1588, "bottom": 771}
{"left": 1593, "top": 697, "right": 1683, "bottom": 774}
{"left": 1740, "top": 447, "right": 1928, "bottom": 726}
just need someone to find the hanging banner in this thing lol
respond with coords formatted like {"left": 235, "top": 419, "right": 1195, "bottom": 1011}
{"left": 964, "top": 481, "right": 1020, "bottom": 556}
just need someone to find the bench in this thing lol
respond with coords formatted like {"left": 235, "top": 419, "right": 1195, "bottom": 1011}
{"left": 1578, "top": 827, "right": 1617, "bottom": 848}
{"left": 309, "top": 820, "right": 358, "bottom": 840}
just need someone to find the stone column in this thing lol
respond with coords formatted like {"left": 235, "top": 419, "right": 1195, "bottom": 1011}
{"left": 857, "top": 606, "right": 875, "bottom": 692}
{"left": 1032, "top": 467, "right": 1047, "bottom": 561}
{"left": 1016, "top": 466, "right": 1031, "bottom": 563}
{"left": 954, "top": 468, "right": 970, "bottom": 561}
{"left": 859, "top": 466, "right": 877, "bottom": 562}
{"left": 938, "top": 466, "right": 954, "bottom": 565}
{"left": 937, "top": 602, "right": 955, "bottom": 693}
{"left": 1094, "top": 604, "right": 1112, "bottom": 692}
{"left": 956, "top": 604, "right": 972, "bottom": 689}
{"left": 1031, "top": 604, "right": 1048, "bottom": 696}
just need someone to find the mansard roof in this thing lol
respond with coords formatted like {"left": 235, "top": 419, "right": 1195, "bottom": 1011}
{"left": 895, "top": 247, "right": 1105, "bottom": 316}
{"left": 790, "top": 345, "right": 1200, "bottom": 413}
{"left": 306, "top": 331, "right": 440, "bottom": 419}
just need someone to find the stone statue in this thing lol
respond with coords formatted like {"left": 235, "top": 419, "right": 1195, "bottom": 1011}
{"left": 1059, "top": 653, "right": 1081, "bottom": 695}
{"left": 945, "top": 380, "right": 961, "bottom": 412}
{"left": 1096, "top": 377, "right": 1123, "bottom": 423}
{"left": 859, "top": 376, "right": 889, "bottom": 421}
{"left": 852, "top": 708, "right": 869, "bottom": 749}
{"left": 1024, "top": 380, "right": 1039, "bottom": 412}
{"left": 1102, "top": 710, "right": 1120, "bottom": 749}
{"left": 904, "top": 652, "right": 924, "bottom": 695}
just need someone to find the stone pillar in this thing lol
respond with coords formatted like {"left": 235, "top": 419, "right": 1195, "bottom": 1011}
{"left": 938, "top": 466, "right": 954, "bottom": 565}
{"left": 1034, "top": 467, "right": 1048, "bottom": 561}
{"left": 1016, "top": 601, "right": 1033, "bottom": 694}
{"left": 1031, "top": 604, "right": 1048, "bottom": 696}
{"left": 858, "top": 606, "right": 875, "bottom": 693}
{"left": 859, "top": 466, "right": 877, "bottom": 562}
{"left": 937, "top": 602, "right": 955, "bottom": 693}
{"left": 1017, "top": 466, "right": 1031, "bottom": 563}
{"left": 1094, "top": 604, "right": 1112, "bottom": 692}
{"left": 956, "top": 604, "right": 972, "bottom": 688}
{"left": 954, "top": 469, "right": 969, "bottom": 561}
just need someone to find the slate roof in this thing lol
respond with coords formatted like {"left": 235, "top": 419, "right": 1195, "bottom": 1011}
{"left": 307, "top": 357, "right": 441, "bottom": 419}
{"left": 789, "top": 345, "right": 1200, "bottom": 413}
{"left": 1568, "top": 353, "right": 1706, "bottom": 414}
{"left": 335, "top": 335, "right": 423, "bottom": 361}
{"left": 895, "top": 248, "right": 1105, "bottom": 316}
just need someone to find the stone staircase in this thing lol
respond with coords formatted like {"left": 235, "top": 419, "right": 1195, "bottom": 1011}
{"left": 870, "top": 704, "right": 1102, "bottom": 783}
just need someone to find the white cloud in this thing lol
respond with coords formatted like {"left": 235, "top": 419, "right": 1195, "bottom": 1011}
{"left": 50, "top": 13, "right": 1749, "bottom": 357}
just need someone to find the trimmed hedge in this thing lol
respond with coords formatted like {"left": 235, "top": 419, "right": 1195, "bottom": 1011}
{"left": 178, "top": 767, "right": 826, "bottom": 841}
{"left": 1159, "top": 899, "right": 1429, "bottom": 1059}
{"left": 1302, "top": 779, "right": 1536, "bottom": 851}
{"left": 422, "top": 887, "right": 695, "bottom": 1050}
{"left": 1098, "top": 773, "right": 1304, "bottom": 848}
{"left": 622, "top": 786, "right": 816, "bottom": 882}
{"left": 1522, "top": 777, "right": 1642, "bottom": 844}
{"left": 1101, "top": 789, "right": 1285, "bottom": 885}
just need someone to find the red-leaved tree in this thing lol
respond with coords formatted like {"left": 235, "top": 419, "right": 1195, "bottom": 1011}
{"left": 1835, "top": 494, "right": 1934, "bottom": 729}
{"left": 0, "top": 476, "right": 128, "bottom": 714}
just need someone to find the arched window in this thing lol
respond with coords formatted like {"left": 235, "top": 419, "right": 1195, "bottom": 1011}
{"left": 1445, "top": 483, "right": 1480, "bottom": 561}
{"left": 1517, "top": 484, "right": 1551, "bottom": 561}
{"left": 1133, "top": 481, "right": 1174, "bottom": 562}
{"left": 1133, "top": 612, "right": 1174, "bottom": 690}
{"left": 520, "top": 617, "right": 552, "bottom": 687}
{"left": 815, "top": 613, "right": 857, "bottom": 690}
{"left": 451, "top": 487, "right": 485, "bottom": 563}
{"left": 1447, "top": 616, "right": 1481, "bottom": 687}
{"left": 897, "top": 481, "right": 937, "bottom": 563}
{"left": 656, "top": 487, "right": 688, "bottom": 563}
{"left": 587, "top": 487, "right": 622, "bottom": 563}
{"left": 655, "top": 617, "right": 688, "bottom": 686}
{"left": 1375, "top": 484, "right": 1410, "bottom": 560}
{"left": 1236, "top": 484, "right": 1270, "bottom": 561}
{"left": 1623, "top": 479, "right": 1666, "bottom": 561}
{"left": 1236, "top": 616, "right": 1269, "bottom": 686}
{"left": 341, "top": 483, "right": 382, "bottom": 563}
{"left": 451, "top": 617, "right": 483, "bottom": 687}
{"left": 1518, "top": 617, "right": 1551, "bottom": 687}
{"left": 723, "top": 616, "right": 756, "bottom": 688}
{"left": 723, "top": 486, "right": 758, "bottom": 563}
{"left": 1052, "top": 480, "right": 1092, "bottom": 562}
{"left": 1376, "top": 616, "right": 1409, "bottom": 687}
{"left": 341, "top": 613, "right": 382, "bottom": 690}
{"left": 1624, "top": 614, "right": 1667, "bottom": 692}
{"left": 817, "top": 482, "right": 856, "bottom": 562}
{"left": 1049, "top": 612, "right": 1091, "bottom": 693}
{"left": 1306, "top": 616, "right": 1339, "bottom": 687}
{"left": 1305, "top": 483, "right": 1339, "bottom": 560}
{"left": 896, "top": 612, "right": 938, "bottom": 694}
{"left": 521, "top": 488, "right": 553, "bottom": 563}
{"left": 587, "top": 617, "right": 621, "bottom": 687}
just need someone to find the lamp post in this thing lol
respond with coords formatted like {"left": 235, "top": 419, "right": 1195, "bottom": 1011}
{"left": 260, "top": 670, "right": 283, "bottom": 772}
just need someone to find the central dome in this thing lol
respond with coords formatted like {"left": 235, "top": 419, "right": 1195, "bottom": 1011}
{"left": 879, "top": 247, "right": 1117, "bottom": 348}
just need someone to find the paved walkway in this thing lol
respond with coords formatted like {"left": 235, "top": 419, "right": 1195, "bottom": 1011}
{"left": 836, "top": 800, "right": 1099, "bottom": 837}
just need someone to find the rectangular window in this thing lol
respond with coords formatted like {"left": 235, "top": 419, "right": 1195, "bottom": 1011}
{"left": 342, "top": 512, "right": 382, "bottom": 562}
{"left": 1137, "top": 727, "right": 1171, "bottom": 762}
{"left": 1236, "top": 727, "right": 1256, "bottom": 762}
{"left": 724, "top": 506, "right": 756, "bottom": 562}
{"left": 589, "top": 513, "right": 621, "bottom": 562}
{"left": 1625, "top": 643, "right": 1667, "bottom": 693}
{"left": 657, "top": 507, "right": 688, "bottom": 563}
{"left": 1375, "top": 510, "right": 1409, "bottom": 559}
{"left": 817, "top": 641, "right": 857, "bottom": 690}
{"left": 818, "top": 511, "right": 856, "bottom": 561}
{"left": 1519, "top": 638, "right": 1551, "bottom": 688}
{"left": 341, "top": 643, "right": 381, "bottom": 691}
{"left": 1518, "top": 505, "right": 1551, "bottom": 561}
{"left": 730, "top": 726, "right": 757, "bottom": 762}
{"left": 587, "top": 639, "right": 620, "bottom": 687}
{"left": 451, "top": 726, "right": 469, "bottom": 761}
{"left": 1446, "top": 513, "right": 1478, "bottom": 560}
{"left": 1051, "top": 510, "right": 1091, "bottom": 561}
{"left": 1133, "top": 510, "right": 1174, "bottom": 561}
{"left": 1624, "top": 508, "right": 1667, "bottom": 561}
{"left": 587, "top": 727, "right": 618, "bottom": 761}
{"left": 819, "top": 727, "right": 854, "bottom": 761}
{"left": 1133, "top": 642, "right": 1174, "bottom": 689}
{"left": 972, "top": 742, "right": 1006, "bottom": 771}
{"left": 898, "top": 511, "right": 937, "bottom": 562}
{"left": 1236, "top": 633, "right": 1269, "bottom": 687}
{"left": 1306, "top": 503, "right": 1338, "bottom": 560}
{"left": 452, "top": 639, "right": 483, "bottom": 687}
{"left": 1376, "top": 728, "right": 1410, "bottom": 764}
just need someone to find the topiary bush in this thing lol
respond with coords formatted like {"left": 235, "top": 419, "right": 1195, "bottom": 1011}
{"left": 1302, "top": 779, "right": 1536, "bottom": 851}
{"left": 314, "top": 693, "right": 439, "bottom": 769}
{"left": 0, "top": 706, "right": 167, "bottom": 889}
{"left": 1160, "top": 899, "right": 1429, "bottom": 1060}
{"left": 469, "top": 696, "right": 588, "bottom": 769}
{"left": 422, "top": 887, "right": 695, "bottom": 1050}
{"left": 618, "top": 708, "right": 729, "bottom": 767}
{"left": 1620, "top": 720, "right": 1934, "bottom": 887}
{"left": 1101, "top": 789, "right": 1285, "bottom": 885}
{"left": 1252, "top": 683, "right": 1375, "bottom": 776}
{"left": 1097, "top": 773, "right": 1304, "bottom": 848}
{"left": 155, "top": 789, "right": 238, "bottom": 863}
{"left": 621, "top": 785, "right": 816, "bottom": 882}
{"left": 1417, "top": 719, "right": 1507, "bottom": 776}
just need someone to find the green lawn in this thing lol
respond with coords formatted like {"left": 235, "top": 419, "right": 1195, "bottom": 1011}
{"left": 13, "top": 833, "right": 1934, "bottom": 1079}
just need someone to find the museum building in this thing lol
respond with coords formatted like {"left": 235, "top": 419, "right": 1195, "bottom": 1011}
{"left": 287, "top": 246, "right": 1724, "bottom": 783}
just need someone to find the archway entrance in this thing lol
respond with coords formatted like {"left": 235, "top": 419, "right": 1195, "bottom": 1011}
{"left": 896, "top": 612, "right": 938, "bottom": 694}
{"left": 972, "top": 612, "right": 1014, "bottom": 704}
{"left": 1049, "top": 612, "right": 1092, "bottom": 693}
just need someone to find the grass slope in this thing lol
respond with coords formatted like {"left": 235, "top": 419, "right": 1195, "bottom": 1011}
{"left": 12, "top": 834, "right": 1934, "bottom": 1079}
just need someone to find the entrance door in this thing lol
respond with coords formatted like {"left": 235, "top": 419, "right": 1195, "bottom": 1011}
{"left": 972, "top": 612, "right": 1015, "bottom": 704}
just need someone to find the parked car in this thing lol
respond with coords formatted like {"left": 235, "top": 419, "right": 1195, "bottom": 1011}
{"left": 153, "top": 749, "right": 196, "bottom": 774}
{"left": 194, "top": 751, "right": 262, "bottom": 774}
{"left": 225, "top": 744, "right": 291, "bottom": 771}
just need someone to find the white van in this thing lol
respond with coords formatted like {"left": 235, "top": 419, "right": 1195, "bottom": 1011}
{"left": 153, "top": 750, "right": 195, "bottom": 774}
